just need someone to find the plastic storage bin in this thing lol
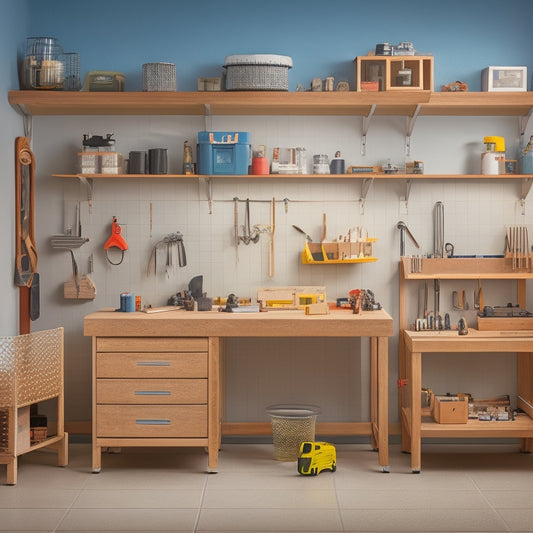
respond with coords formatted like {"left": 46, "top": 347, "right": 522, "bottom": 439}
{"left": 266, "top": 405, "right": 320, "bottom": 461}
{"left": 197, "top": 131, "right": 251, "bottom": 175}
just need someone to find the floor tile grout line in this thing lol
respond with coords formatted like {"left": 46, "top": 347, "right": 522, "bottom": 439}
{"left": 51, "top": 461, "right": 98, "bottom": 533}
{"left": 468, "top": 473, "right": 512, "bottom": 533}
{"left": 332, "top": 472, "right": 346, "bottom": 532}
{"left": 192, "top": 473, "right": 210, "bottom": 533}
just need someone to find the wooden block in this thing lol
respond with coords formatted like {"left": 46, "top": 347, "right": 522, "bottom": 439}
{"left": 64, "top": 275, "right": 96, "bottom": 300}
{"left": 433, "top": 396, "right": 468, "bottom": 424}
{"left": 305, "top": 303, "right": 329, "bottom": 315}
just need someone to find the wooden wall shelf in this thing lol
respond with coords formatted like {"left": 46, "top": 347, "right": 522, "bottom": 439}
{"left": 9, "top": 90, "right": 533, "bottom": 118}
{"left": 53, "top": 173, "right": 533, "bottom": 181}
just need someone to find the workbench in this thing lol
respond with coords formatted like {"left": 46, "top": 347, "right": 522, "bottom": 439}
{"left": 84, "top": 307, "right": 393, "bottom": 472}
{"left": 402, "top": 329, "right": 533, "bottom": 473}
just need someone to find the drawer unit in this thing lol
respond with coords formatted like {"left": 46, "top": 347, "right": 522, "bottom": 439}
{"left": 96, "top": 405, "right": 208, "bottom": 437}
{"left": 91, "top": 335, "right": 218, "bottom": 473}
{"left": 96, "top": 352, "right": 207, "bottom": 378}
{"left": 97, "top": 378, "right": 207, "bottom": 404}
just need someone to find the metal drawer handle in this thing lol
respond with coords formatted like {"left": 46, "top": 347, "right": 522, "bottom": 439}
{"left": 136, "top": 361, "right": 171, "bottom": 366}
{"left": 135, "top": 419, "right": 171, "bottom": 425}
{"left": 134, "top": 391, "right": 171, "bottom": 396}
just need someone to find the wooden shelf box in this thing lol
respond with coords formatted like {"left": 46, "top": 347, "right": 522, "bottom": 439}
{"left": 355, "top": 55, "right": 434, "bottom": 92}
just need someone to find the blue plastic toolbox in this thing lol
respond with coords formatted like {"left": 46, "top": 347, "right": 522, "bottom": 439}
{"left": 197, "top": 131, "right": 251, "bottom": 175}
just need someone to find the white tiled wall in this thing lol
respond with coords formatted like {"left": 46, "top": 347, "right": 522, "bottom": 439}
{"left": 32, "top": 113, "right": 531, "bottom": 427}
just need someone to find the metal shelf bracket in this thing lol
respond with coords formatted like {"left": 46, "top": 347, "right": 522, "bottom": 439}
{"left": 520, "top": 107, "right": 533, "bottom": 137}
{"left": 405, "top": 104, "right": 421, "bottom": 157}
{"left": 360, "top": 177, "right": 374, "bottom": 213}
{"left": 199, "top": 176, "right": 213, "bottom": 214}
{"left": 78, "top": 176, "right": 94, "bottom": 212}
{"left": 361, "top": 104, "right": 376, "bottom": 156}
{"left": 400, "top": 178, "right": 412, "bottom": 212}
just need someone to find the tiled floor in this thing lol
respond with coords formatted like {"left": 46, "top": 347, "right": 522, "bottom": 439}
{"left": 1, "top": 441, "right": 533, "bottom": 532}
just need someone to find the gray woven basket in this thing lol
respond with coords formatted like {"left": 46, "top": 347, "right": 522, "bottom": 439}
{"left": 223, "top": 54, "right": 293, "bottom": 91}
{"left": 142, "top": 62, "right": 177, "bottom": 91}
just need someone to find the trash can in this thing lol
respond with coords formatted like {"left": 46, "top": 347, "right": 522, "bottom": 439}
{"left": 266, "top": 404, "right": 320, "bottom": 461}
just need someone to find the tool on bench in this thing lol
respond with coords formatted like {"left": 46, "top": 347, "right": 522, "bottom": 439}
{"left": 505, "top": 225, "right": 530, "bottom": 271}
{"left": 104, "top": 217, "right": 128, "bottom": 265}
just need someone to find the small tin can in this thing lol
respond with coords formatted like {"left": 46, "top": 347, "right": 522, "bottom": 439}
{"left": 120, "top": 292, "right": 136, "bottom": 312}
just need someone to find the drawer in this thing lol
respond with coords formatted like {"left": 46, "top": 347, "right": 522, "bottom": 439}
{"left": 97, "top": 378, "right": 207, "bottom": 404}
{"left": 96, "top": 352, "right": 207, "bottom": 378}
{"left": 97, "top": 337, "right": 208, "bottom": 353}
{"left": 96, "top": 405, "right": 207, "bottom": 438}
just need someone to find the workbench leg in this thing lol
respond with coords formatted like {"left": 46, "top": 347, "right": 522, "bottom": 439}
{"left": 520, "top": 438, "right": 533, "bottom": 453}
{"left": 92, "top": 445, "right": 101, "bottom": 473}
{"left": 400, "top": 412, "right": 411, "bottom": 454}
{"left": 6, "top": 457, "right": 17, "bottom": 485}
{"left": 370, "top": 337, "right": 378, "bottom": 451}
{"left": 410, "top": 350, "right": 422, "bottom": 473}
{"left": 207, "top": 337, "right": 220, "bottom": 473}
{"left": 377, "top": 336, "right": 389, "bottom": 472}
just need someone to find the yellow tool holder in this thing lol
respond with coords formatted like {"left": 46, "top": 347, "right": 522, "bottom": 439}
{"left": 302, "top": 239, "right": 378, "bottom": 265}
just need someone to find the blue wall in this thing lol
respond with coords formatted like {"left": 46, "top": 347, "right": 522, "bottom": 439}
{"left": 26, "top": 0, "right": 533, "bottom": 92}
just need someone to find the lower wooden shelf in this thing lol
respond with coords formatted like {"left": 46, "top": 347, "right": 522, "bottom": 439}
{"left": 401, "top": 408, "right": 533, "bottom": 439}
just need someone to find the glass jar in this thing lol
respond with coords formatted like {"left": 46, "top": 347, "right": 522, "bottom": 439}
{"left": 22, "top": 37, "right": 64, "bottom": 90}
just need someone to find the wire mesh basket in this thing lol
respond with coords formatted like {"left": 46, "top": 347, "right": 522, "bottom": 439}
{"left": 142, "top": 62, "right": 177, "bottom": 91}
{"left": 223, "top": 54, "right": 293, "bottom": 91}
{"left": 266, "top": 404, "right": 319, "bottom": 461}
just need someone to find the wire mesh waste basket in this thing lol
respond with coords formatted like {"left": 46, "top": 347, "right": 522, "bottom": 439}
{"left": 266, "top": 405, "right": 320, "bottom": 461}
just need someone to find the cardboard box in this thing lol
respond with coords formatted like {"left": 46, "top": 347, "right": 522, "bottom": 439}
{"left": 433, "top": 396, "right": 468, "bottom": 424}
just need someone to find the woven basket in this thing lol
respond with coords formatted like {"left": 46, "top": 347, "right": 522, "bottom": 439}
{"left": 223, "top": 54, "right": 292, "bottom": 91}
{"left": 142, "top": 62, "right": 177, "bottom": 91}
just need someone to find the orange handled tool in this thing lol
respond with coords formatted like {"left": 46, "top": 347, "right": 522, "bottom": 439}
{"left": 104, "top": 216, "right": 128, "bottom": 265}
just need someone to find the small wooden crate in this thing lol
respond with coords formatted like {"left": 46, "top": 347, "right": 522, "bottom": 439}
{"left": 433, "top": 396, "right": 468, "bottom": 424}
{"left": 354, "top": 55, "right": 434, "bottom": 92}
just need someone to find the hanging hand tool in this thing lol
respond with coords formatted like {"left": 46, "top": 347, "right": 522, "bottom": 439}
{"left": 50, "top": 234, "right": 95, "bottom": 299}
{"left": 269, "top": 197, "right": 275, "bottom": 278}
{"left": 104, "top": 217, "right": 128, "bottom": 265}
{"left": 146, "top": 232, "right": 187, "bottom": 277}
{"left": 15, "top": 137, "right": 38, "bottom": 288}
{"left": 292, "top": 225, "right": 312, "bottom": 242}
{"left": 15, "top": 137, "right": 39, "bottom": 332}
{"left": 396, "top": 221, "right": 420, "bottom": 257}
{"left": 433, "top": 201, "right": 444, "bottom": 258}
{"left": 239, "top": 198, "right": 260, "bottom": 245}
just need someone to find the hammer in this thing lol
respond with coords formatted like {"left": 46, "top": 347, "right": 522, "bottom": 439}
{"left": 397, "top": 221, "right": 420, "bottom": 257}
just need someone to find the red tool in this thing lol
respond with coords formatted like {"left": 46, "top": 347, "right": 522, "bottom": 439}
{"left": 104, "top": 217, "right": 128, "bottom": 265}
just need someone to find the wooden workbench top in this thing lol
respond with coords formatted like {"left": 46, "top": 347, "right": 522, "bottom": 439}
{"left": 404, "top": 328, "right": 533, "bottom": 353}
{"left": 84, "top": 308, "right": 393, "bottom": 338}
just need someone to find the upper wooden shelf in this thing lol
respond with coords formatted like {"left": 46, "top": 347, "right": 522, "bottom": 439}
{"left": 8, "top": 90, "right": 533, "bottom": 118}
